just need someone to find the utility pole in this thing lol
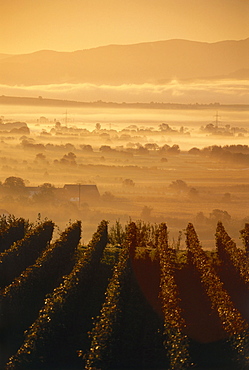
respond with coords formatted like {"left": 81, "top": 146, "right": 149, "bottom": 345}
{"left": 78, "top": 183, "right": 81, "bottom": 208}
{"left": 214, "top": 111, "right": 220, "bottom": 127}
{"left": 65, "top": 110, "right": 68, "bottom": 127}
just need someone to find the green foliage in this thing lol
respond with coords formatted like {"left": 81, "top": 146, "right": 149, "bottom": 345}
{"left": 216, "top": 221, "right": 249, "bottom": 285}
{"left": 128, "top": 220, "right": 160, "bottom": 250}
{"left": 122, "top": 178, "right": 135, "bottom": 187}
{"left": 0, "top": 216, "right": 27, "bottom": 253}
{"left": 169, "top": 230, "right": 183, "bottom": 251}
{"left": 2, "top": 221, "right": 81, "bottom": 299}
{"left": 1, "top": 217, "right": 249, "bottom": 369}
{"left": 187, "top": 223, "right": 249, "bottom": 366}
{"left": 84, "top": 243, "right": 130, "bottom": 369}
{"left": 169, "top": 179, "right": 188, "bottom": 192}
{"left": 175, "top": 250, "right": 188, "bottom": 268}
{"left": 101, "top": 246, "right": 120, "bottom": 266}
{"left": 6, "top": 220, "right": 108, "bottom": 369}
{"left": 3, "top": 176, "right": 25, "bottom": 189}
{"left": 157, "top": 223, "right": 190, "bottom": 369}
{"left": 108, "top": 220, "right": 125, "bottom": 247}
{"left": 0, "top": 220, "right": 54, "bottom": 288}
{"left": 240, "top": 223, "right": 249, "bottom": 252}
{"left": 85, "top": 222, "right": 167, "bottom": 370}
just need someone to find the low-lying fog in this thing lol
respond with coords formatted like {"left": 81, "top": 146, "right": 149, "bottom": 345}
{"left": 0, "top": 103, "right": 248, "bottom": 248}
{"left": 1, "top": 104, "right": 249, "bottom": 149}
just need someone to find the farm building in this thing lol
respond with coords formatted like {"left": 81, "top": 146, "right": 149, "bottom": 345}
{"left": 63, "top": 184, "right": 100, "bottom": 202}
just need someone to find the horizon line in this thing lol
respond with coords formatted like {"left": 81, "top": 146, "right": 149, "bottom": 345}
{"left": 1, "top": 94, "right": 249, "bottom": 108}
{"left": 1, "top": 36, "right": 248, "bottom": 56}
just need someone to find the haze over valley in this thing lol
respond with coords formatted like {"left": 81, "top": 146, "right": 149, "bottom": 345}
{"left": 1, "top": 2, "right": 249, "bottom": 368}
{"left": 1, "top": 38, "right": 249, "bottom": 104}
{"left": 0, "top": 0, "right": 248, "bottom": 243}
{"left": 0, "top": 103, "right": 248, "bottom": 247}
{"left": 0, "top": 25, "right": 249, "bottom": 243}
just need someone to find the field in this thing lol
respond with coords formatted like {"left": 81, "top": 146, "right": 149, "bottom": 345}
{"left": 0, "top": 103, "right": 249, "bottom": 247}
{"left": 0, "top": 216, "right": 249, "bottom": 369}
{"left": 0, "top": 103, "right": 249, "bottom": 368}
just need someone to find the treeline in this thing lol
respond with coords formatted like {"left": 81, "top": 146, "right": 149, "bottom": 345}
{"left": 21, "top": 137, "right": 249, "bottom": 165}
{"left": 189, "top": 144, "right": 249, "bottom": 165}
{"left": 3, "top": 94, "right": 243, "bottom": 109}
{"left": 20, "top": 138, "right": 181, "bottom": 157}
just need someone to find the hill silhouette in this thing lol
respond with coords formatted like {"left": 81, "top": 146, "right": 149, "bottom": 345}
{"left": 0, "top": 38, "right": 248, "bottom": 85}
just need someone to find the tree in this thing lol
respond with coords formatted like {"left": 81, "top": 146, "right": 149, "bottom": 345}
{"left": 80, "top": 144, "right": 93, "bottom": 152}
{"left": 188, "top": 187, "right": 199, "bottom": 198}
{"left": 137, "top": 146, "right": 149, "bottom": 155}
{"left": 240, "top": 223, "right": 249, "bottom": 253}
{"left": 160, "top": 144, "right": 170, "bottom": 153}
{"left": 140, "top": 205, "right": 153, "bottom": 220}
{"left": 167, "top": 144, "right": 180, "bottom": 155}
{"left": 159, "top": 123, "right": 174, "bottom": 132}
{"left": 35, "top": 153, "right": 48, "bottom": 164}
{"left": 201, "top": 123, "right": 215, "bottom": 133}
{"left": 188, "top": 147, "right": 200, "bottom": 155}
{"left": 99, "top": 145, "right": 112, "bottom": 153}
{"left": 60, "top": 152, "right": 77, "bottom": 165}
{"left": 160, "top": 157, "right": 168, "bottom": 163}
{"left": 209, "top": 209, "right": 231, "bottom": 223}
{"left": 122, "top": 179, "right": 135, "bottom": 187}
{"left": 144, "top": 143, "right": 159, "bottom": 151}
{"left": 33, "top": 183, "right": 55, "bottom": 203}
{"left": 3, "top": 176, "right": 25, "bottom": 190}
{"left": 221, "top": 193, "right": 231, "bottom": 203}
{"left": 108, "top": 220, "right": 125, "bottom": 247}
{"left": 36, "top": 153, "right": 46, "bottom": 161}
{"left": 195, "top": 212, "right": 207, "bottom": 224}
{"left": 101, "top": 191, "right": 115, "bottom": 202}
{"left": 64, "top": 143, "right": 75, "bottom": 151}
{"left": 3, "top": 177, "right": 26, "bottom": 196}
{"left": 39, "top": 183, "right": 55, "bottom": 190}
{"left": 169, "top": 179, "right": 188, "bottom": 193}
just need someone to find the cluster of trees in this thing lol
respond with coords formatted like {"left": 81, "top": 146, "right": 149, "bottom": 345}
{"left": 96, "top": 143, "right": 180, "bottom": 157}
{"left": 22, "top": 138, "right": 181, "bottom": 157}
{"left": 169, "top": 179, "right": 199, "bottom": 199}
{"left": 0, "top": 121, "right": 30, "bottom": 135}
{"left": 21, "top": 138, "right": 75, "bottom": 152}
{"left": 50, "top": 121, "right": 188, "bottom": 136}
{"left": 201, "top": 123, "right": 247, "bottom": 136}
{"left": 54, "top": 152, "right": 77, "bottom": 166}
{"left": 195, "top": 209, "right": 232, "bottom": 225}
{"left": 0, "top": 177, "right": 26, "bottom": 192}
{"left": 0, "top": 177, "right": 55, "bottom": 203}
{"left": 188, "top": 144, "right": 249, "bottom": 166}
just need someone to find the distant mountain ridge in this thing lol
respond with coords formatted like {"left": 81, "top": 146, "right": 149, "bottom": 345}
{"left": 1, "top": 95, "right": 248, "bottom": 110}
{"left": 0, "top": 38, "right": 248, "bottom": 85}
{"left": 0, "top": 53, "right": 13, "bottom": 60}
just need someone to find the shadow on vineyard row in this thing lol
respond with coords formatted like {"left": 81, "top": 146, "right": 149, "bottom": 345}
{"left": 0, "top": 216, "right": 249, "bottom": 369}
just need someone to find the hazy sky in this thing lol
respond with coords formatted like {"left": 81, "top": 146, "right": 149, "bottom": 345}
{"left": 1, "top": 0, "right": 248, "bottom": 54}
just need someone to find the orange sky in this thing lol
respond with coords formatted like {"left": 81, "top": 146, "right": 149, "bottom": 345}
{"left": 1, "top": 0, "right": 248, "bottom": 54}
